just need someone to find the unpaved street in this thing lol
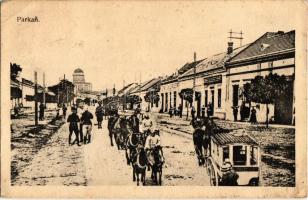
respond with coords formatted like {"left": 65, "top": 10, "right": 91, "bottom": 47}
{"left": 12, "top": 107, "right": 210, "bottom": 186}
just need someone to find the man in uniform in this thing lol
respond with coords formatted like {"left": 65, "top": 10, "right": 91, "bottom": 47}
{"left": 144, "top": 128, "right": 162, "bottom": 171}
{"left": 81, "top": 107, "right": 94, "bottom": 144}
{"left": 95, "top": 101, "right": 104, "bottom": 129}
{"left": 67, "top": 107, "right": 81, "bottom": 146}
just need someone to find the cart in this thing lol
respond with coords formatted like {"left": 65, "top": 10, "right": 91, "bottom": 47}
{"left": 206, "top": 130, "right": 260, "bottom": 186}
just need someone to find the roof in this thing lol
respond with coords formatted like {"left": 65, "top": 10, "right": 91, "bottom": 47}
{"left": 161, "top": 59, "right": 204, "bottom": 85}
{"left": 74, "top": 68, "right": 84, "bottom": 73}
{"left": 139, "top": 77, "right": 162, "bottom": 92}
{"left": 211, "top": 132, "right": 258, "bottom": 146}
{"left": 179, "top": 44, "right": 249, "bottom": 78}
{"left": 227, "top": 30, "right": 295, "bottom": 64}
{"left": 118, "top": 83, "right": 138, "bottom": 95}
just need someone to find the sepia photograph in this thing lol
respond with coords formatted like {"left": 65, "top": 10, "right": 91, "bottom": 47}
{"left": 1, "top": 0, "right": 307, "bottom": 198}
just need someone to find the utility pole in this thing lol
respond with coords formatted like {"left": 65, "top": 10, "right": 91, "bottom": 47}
{"left": 193, "top": 52, "right": 197, "bottom": 104}
{"left": 57, "top": 78, "right": 60, "bottom": 105}
{"left": 43, "top": 72, "right": 46, "bottom": 106}
{"left": 34, "top": 71, "right": 38, "bottom": 125}
{"left": 228, "top": 29, "right": 244, "bottom": 46}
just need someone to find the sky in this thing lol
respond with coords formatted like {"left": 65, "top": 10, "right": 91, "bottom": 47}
{"left": 2, "top": 1, "right": 297, "bottom": 91}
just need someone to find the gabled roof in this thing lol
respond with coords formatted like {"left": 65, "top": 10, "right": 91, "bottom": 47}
{"left": 118, "top": 83, "right": 138, "bottom": 95}
{"left": 227, "top": 30, "right": 295, "bottom": 65}
{"left": 161, "top": 59, "right": 204, "bottom": 85}
{"left": 139, "top": 77, "right": 162, "bottom": 92}
{"left": 179, "top": 44, "right": 249, "bottom": 78}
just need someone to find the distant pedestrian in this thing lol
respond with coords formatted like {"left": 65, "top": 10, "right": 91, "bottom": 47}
{"left": 62, "top": 104, "right": 67, "bottom": 119}
{"left": 95, "top": 102, "right": 104, "bottom": 129}
{"left": 178, "top": 104, "right": 183, "bottom": 118}
{"left": 67, "top": 107, "right": 81, "bottom": 146}
{"left": 81, "top": 107, "right": 94, "bottom": 144}
{"left": 232, "top": 106, "right": 238, "bottom": 121}
{"left": 201, "top": 105, "right": 206, "bottom": 118}
{"left": 169, "top": 106, "right": 173, "bottom": 118}
{"left": 39, "top": 103, "right": 45, "bottom": 121}
{"left": 207, "top": 103, "right": 212, "bottom": 117}
{"left": 250, "top": 107, "right": 257, "bottom": 123}
{"left": 13, "top": 104, "right": 20, "bottom": 119}
{"left": 191, "top": 106, "right": 196, "bottom": 120}
{"left": 240, "top": 103, "right": 245, "bottom": 121}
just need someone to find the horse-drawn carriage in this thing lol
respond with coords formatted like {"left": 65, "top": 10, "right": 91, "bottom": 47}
{"left": 206, "top": 130, "right": 260, "bottom": 186}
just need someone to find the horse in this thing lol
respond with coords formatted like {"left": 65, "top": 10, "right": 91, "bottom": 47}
{"left": 193, "top": 117, "right": 230, "bottom": 166}
{"left": 113, "top": 116, "right": 132, "bottom": 150}
{"left": 125, "top": 132, "right": 141, "bottom": 165}
{"left": 107, "top": 114, "right": 119, "bottom": 147}
{"left": 150, "top": 146, "right": 164, "bottom": 185}
{"left": 132, "top": 146, "right": 147, "bottom": 186}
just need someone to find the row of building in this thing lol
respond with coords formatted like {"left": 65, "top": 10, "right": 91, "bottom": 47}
{"left": 117, "top": 30, "right": 295, "bottom": 125}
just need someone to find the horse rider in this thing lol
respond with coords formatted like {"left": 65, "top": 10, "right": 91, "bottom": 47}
{"left": 80, "top": 106, "right": 94, "bottom": 144}
{"left": 67, "top": 107, "right": 81, "bottom": 146}
{"left": 144, "top": 128, "right": 162, "bottom": 171}
{"left": 130, "top": 109, "right": 140, "bottom": 133}
{"left": 95, "top": 101, "right": 104, "bottom": 129}
{"left": 140, "top": 113, "right": 154, "bottom": 141}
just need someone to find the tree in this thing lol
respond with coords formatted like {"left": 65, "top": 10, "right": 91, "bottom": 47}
{"left": 126, "top": 95, "right": 142, "bottom": 109}
{"left": 10, "top": 63, "right": 22, "bottom": 80}
{"left": 144, "top": 90, "right": 160, "bottom": 110}
{"left": 179, "top": 88, "right": 193, "bottom": 120}
{"left": 243, "top": 73, "right": 293, "bottom": 127}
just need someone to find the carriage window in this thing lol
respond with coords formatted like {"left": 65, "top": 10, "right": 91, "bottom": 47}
{"left": 251, "top": 146, "right": 258, "bottom": 165}
{"left": 233, "top": 146, "right": 247, "bottom": 165}
{"left": 223, "top": 147, "right": 229, "bottom": 161}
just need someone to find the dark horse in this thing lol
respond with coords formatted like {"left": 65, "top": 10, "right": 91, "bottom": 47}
{"left": 107, "top": 114, "right": 118, "bottom": 147}
{"left": 125, "top": 132, "right": 141, "bottom": 165}
{"left": 108, "top": 115, "right": 131, "bottom": 150}
{"left": 132, "top": 146, "right": 147, "bottom": 186}
{"left": 150, "top": 146, "right": 164, "bottom": 185}
{"left": 192, "top": 117, "right": 229, "bottom": 166}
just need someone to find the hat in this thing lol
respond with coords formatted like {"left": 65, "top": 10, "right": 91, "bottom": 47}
{"left": 221, "top": 159, "right": 232, "bottom": 172}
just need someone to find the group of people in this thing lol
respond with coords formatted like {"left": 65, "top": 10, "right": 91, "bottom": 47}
{"left": 232, "top": 103, "right": 257, "bottom": 123}
{"left": 66, "top": 105, "right": 94, "bottom": 146}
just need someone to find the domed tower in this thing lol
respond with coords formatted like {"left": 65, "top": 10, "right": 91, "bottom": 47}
{"left": 73, "top": 68, "right": 85, "bottom": 83}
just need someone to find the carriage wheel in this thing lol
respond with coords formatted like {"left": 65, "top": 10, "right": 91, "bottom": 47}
{"left": 206, "top": 158, "right": 211, "bottom": 176}
{"left": 209, "top": 163, "right": 218, "bottom": 186}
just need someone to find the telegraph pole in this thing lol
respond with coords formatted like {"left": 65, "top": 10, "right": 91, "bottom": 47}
{"left": 34, "top": 71, "right": 38, "bottom": 125}
{"left": 193, "top": 52, "right": 196, "bottom": 104}
{"left": 43, "top": 72, "right": 46, "bottom": 106}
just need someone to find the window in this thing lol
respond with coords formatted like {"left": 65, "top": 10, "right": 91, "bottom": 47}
{"left": 218, "top": 88, "right": 221, "bottom": 108}
{"left": 223, "top": 146, "right": 229, "bottom": 161}
{"left": 250, "top": 146, "right": 258, "bottom": 165}
{"left": 233, "top": 146, "right": 247, "bottom": 165}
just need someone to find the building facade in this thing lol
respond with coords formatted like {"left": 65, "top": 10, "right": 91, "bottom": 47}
{"left": 72, "top": 68, "right": 92, "bottom": 94}
{"left": 225, "top": 30, "right": 295, "bottom": 124}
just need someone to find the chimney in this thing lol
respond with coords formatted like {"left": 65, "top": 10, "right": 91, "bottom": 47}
{"left": 227, "top": 42, "right": 233, "bottom": 54}
{"left": 194, "top": 52, "right": 197, "bottom": 62}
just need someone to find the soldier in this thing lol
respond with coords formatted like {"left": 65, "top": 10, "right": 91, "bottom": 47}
{"left": 62, "top": 104, "right": 67, "bottom": 119}
{"left": 81, "top": 107, "right": 94, "bottom": 144}
{"left": 95, "top": 101, "right": 104, "bottom": 129}
{"left": 201, "top": 105, "right": 206, "bottom": 118}
{"left": 67, "top": 107, "right": 81, "bottom": 146}
{"left": 39, "top": 102, "right": 45, "bottom": 121}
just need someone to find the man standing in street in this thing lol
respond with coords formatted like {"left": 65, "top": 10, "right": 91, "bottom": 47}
{"left": 178, "top": 104, "right": 183, "bottom": 118}
{"left": 81, "top": 107, "right": 94, "bottom": 144}
{"left": 201, "top": 105, "right": 206, "bottom": 118}
{"left": 191, "top": 106, "right": 196, "bottom": 120}
{"left": 67, "top": 107, "right": 81, "bottom": 146}
{"left": 62, "top": 104, "right": 67, "bottom": 119}
{"left": 232, "top": 106, "right": 238, "bottom": 121}
{"left": 95, "top": 101, "right": 104, "bottom": 129}
{"left": 39, "top": 102, "right": 45, "bottom": 121}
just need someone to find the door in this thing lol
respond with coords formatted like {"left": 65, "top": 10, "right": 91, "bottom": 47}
{"left": 211, "top": 90, "right": 215, "bottom": 115}
{"left": 232, "top": 85, "right": 239, "bottom": 107}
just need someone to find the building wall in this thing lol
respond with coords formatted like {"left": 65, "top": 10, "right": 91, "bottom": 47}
{"left": 225, "top": 58, "right": 295, "bottom": 123}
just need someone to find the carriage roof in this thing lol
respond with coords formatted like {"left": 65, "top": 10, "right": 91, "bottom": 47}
{"left": 211, "top": 131, "right": 258, "bottom": 146}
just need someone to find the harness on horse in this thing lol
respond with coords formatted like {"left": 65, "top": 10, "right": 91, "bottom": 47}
{"left": 136, "top": 154, "right": 147, "bottom": 169}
